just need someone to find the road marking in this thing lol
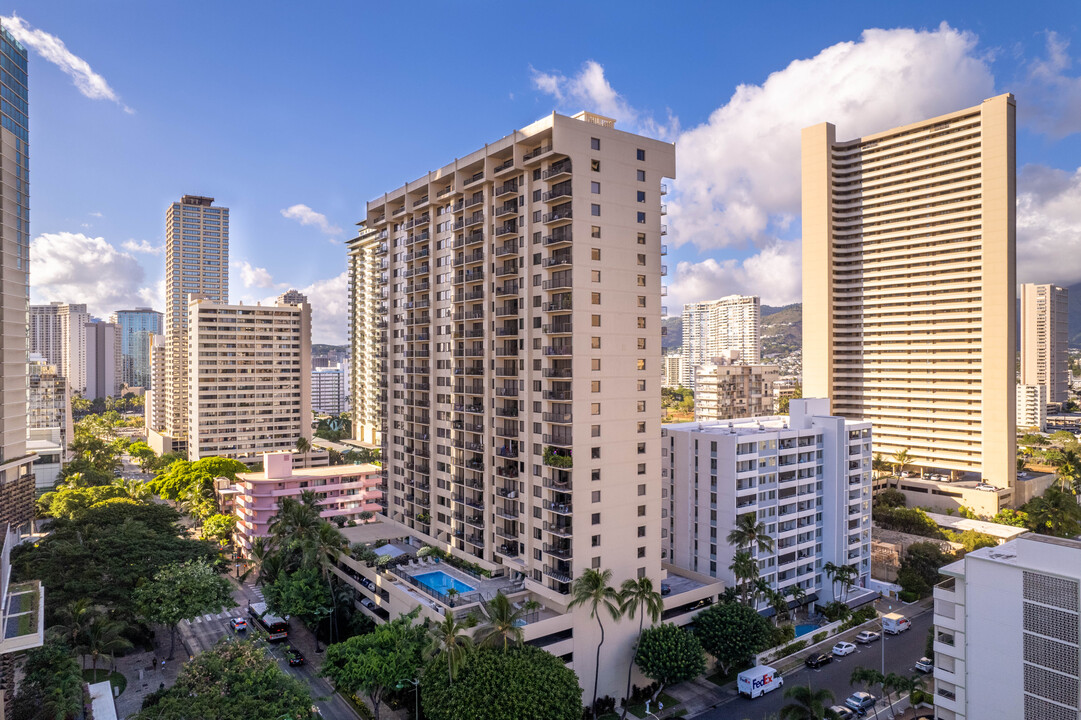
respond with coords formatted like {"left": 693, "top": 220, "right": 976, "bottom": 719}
{"left": 203, "top": 614, "right": 213, "bottom": 622}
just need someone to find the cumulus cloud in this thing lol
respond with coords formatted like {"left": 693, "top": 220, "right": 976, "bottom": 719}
{"left": 1017, "top": 164, "right": 1081, "bottom": 287}
{"left": 531, "top": 61, "right": 679, "bottom": 140}
{"left": 665, "top": 240, "right": 802, "bottom": 314}
{"left": 233, "top": 260, "right": 281, "bottom": 290}
{"left": 672, "top": 23, "right": 995, "bottom": 251}
{"left": 30, "top": 232, "right": 153, "bottom": 315}
{"left": 281, "top": 204, "right": 342, "bottom": 236}
{"left": 1017, "top": 32, "right": 1081, "bottom": 138}
{"left": 1, "top": 14, "right": 132, "bottom": 113}
{"left": 235, "top": 270, "right": 350, "bottom": 344}
{"left": 122, "top": 239, "right": 163, "bottom": 255}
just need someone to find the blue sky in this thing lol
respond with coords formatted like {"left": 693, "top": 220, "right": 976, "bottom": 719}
{"left": 11, "top": 1, "right": 1081, "bottom": 342}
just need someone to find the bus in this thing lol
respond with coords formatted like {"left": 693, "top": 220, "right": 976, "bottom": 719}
{"left": 248, "top": 602, "right": 289, "bottom": 642}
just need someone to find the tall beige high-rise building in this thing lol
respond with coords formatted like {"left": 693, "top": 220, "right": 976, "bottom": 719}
{"left": 186, "top": 293, "right": 311, "bottom": 462}
{"left": 346, "top": 227, "right": 384, "bottom": 446}
{"left": 145, "top": 333, "right": 166, "bottom": 434}
{"left": 162, "top": 195, "right": 229, "bottom": 446}
{"left": 680, "top": 295, "right": 760, "bottom": 388}
{"left": 351, "top": 112, "right": 719, "bottom": 700}
{"left": 29, "top": 302, "right": 90, "bottom": 395}
{"left": 802, "top": 94, "right": 1016, "bottom": 490}
{"left": 1020, "top": 283, "right": 1069, "bottom": 405}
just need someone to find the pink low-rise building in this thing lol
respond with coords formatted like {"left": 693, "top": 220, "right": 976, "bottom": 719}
{"left": 231, "top": 451, "right": 384, "bottom": 551}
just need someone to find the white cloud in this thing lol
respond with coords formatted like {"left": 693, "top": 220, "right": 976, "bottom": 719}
{"left": 280, "top": 204, "right": 342, "bottom": 236}
{"left": 530, "top": 61, "right": 679, "bottom": 140}
{"left": 0, "top": 13, "right": 132, "bottom": 113}
{"left": 1017, "top": 32, "right": 1081, "bottom": 138}
{"left": 89, "top": 211, "right": 103, "bottom": 218}
{"left": 30, "top": 232, "right": 154, "bottom": 315}
{"left": 672, "top": 23, "right": 995, "bottom": 251}
{"left": 665, "top": 240, "right": 802, "bottom": 314}
{"left": 233, "top": 260, "right": 281, "bottom": 290}
{"left": 234, "top": 270, "right": 350, "bottom": 345}
{"left": 1017, "top": 164, "right": 1081, "bottom": 287}
{"left": 122, "top": 239, "right": 163, "bottom": 255}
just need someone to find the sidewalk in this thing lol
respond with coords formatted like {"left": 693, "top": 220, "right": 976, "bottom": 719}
{"left": 112, "top": 634, "right": 190, "bottom": 718}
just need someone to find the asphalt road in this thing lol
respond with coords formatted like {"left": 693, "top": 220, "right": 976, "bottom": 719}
{"left": 695, "top": 610, "right": 934, "bottom": 720}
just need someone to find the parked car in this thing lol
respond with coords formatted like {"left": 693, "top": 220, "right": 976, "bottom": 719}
{"left": 804, "top": 652, "right": 833, "bottom": 669}
{"left": 855, "top": 630, "right": 880, "bottom": 644}
{"left": 832, "top": 641, "right": 856, "bottom": 656}
{"left": 915, "top": 656, "right": 934, "bottom": 673}
{"left": 287, "top": 647, "right": 305, "bottom": 666}
{"left": 844, "top": 691, "right": 877, "bottom": 714}
{"left": 827, "top": 707, "right": 856, "bottom": 720}
{"left": 229, "top": 618, "right": 247, "bottom": 632}
{"left": 361, "top": 598, "right": 376, "bottom": 610}
{"left": 975, "top": 483, "right": 997, "bottom": 491}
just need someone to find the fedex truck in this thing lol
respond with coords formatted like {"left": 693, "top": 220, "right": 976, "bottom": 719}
{"left": 737, "top": 665, "right": 783, "bottom": 699}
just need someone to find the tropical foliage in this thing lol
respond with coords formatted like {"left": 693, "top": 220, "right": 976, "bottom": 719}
{"left": 569, "top": 568, "right": 622, "bottom": 717}
{"left": 133, "top": 559, "right": 235, "bottom": 659}
{"left": 633, "top": 623, "right": 705, "bottom": 698}
{"left": 694, "top": 601, "right": 772, "bottom": 675}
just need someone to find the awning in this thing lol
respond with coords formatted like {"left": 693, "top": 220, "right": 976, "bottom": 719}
{"left": 758, "top": 592, "right": 819, "bottom": 618}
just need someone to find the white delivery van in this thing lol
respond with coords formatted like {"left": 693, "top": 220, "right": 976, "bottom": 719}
{"left": 882, "top": 612, "right": 911, "bottom": 635}
{"left": 737, "top": 665, "right": 783, "bottom": 698}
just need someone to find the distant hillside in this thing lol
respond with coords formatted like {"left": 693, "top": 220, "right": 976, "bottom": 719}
{"left": 661, "top": 303, "right": 803, "bottom": 357}
{"left": 313, "top": 343, "right": 349, "bottom": 355}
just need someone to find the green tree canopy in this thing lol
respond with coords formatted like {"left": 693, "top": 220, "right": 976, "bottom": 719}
{"left": 134, "top": 640, "right": 314, "bottom": 720}
{"left": 896, "top": 542, "right": 954, "bottom": 597}
{"left": 694, "top": 601, "right": 772, "bottom": 675}
{"left": 873, "top": 488, "right": 907, "bottom": 509}
{"left": 421, "top": 645, "right": 582, "bottom": 720}
{"left": 634, "top": 623, "right": 706, "bottom": 697}
{"left": 134, "top": 559, "right": 235, "bottom": 658}
{"left": 36, "top": 484, "right": 132, "bottom": 520}
{"left": 1023, "top": 487, "right": 1081, "bottom": 538}
{"left": 202, "top": 513, "right": 237, "bottom": 545}
{"left": 10, "top": 640, "right": 83, "bottom": 720}
{"left": 264, "top": 566, "right": 333, "bottom": 629}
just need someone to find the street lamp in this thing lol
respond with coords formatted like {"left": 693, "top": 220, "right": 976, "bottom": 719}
{"left": 396, "top": 677, "right": 419, "bottom": 719}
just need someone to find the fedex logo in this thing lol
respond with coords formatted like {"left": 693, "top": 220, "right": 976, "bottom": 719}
{"left": 752, "top": 674, "right": 773, "bottom": 689}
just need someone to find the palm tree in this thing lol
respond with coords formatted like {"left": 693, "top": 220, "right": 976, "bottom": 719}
{"left": 619, "top": 577, "right": 664, "bottom": 718}
{"left": 303, "top": 520, "right": 348, "bottom": 644}
{"left": 768, "top": 588, "right": 790, "bottom": 626}
{"left": 849, "top": 666, "right": 884, "bottom": 720}
{"left": 427, "top": 609, "right": 477, "bottom": 684}
{"left": 50, "top": 598, "right": 97, "bottom": 650}
{"left": 823, "top": 561, "right": 840, "bottom": 600}
{"left": 569, "top": 568, "right": 622, "bottom": 718}
{"left": 1026, "top": 487, "right": 1081, "bottom": 538}
{"left": 871, "top": 453, "right": 890, "bottom": 477}
{"left": 522, "top": 598, "right": 541, "bottom": 623}
{"left": 295, "top": 436, "right": 312, "bottom": 468}
{"left": 891, "top": 449, "right": 912, "bottom": 477}
{"left": 1016, "top": 456, "right": 1027, "bottom": 474}
{"left": 780, "top": 684, "right": 839, "bottom": 720}
{"left": 83, "top": 615, "right": 133, "bottom": 674}
{"left": 836, "top": 564, "right": 859, "bottom": 603}
{"left": 729, "top": 549, "right": 759, "bottom": 606}
{"left": 43, "top": 670, "right": 83, "bottom": 720}
{"left": 789, "top": 585, "right": 807, "bottom": 620}
{"left": 882, "top": 672, "right": 905, "bottom": 715}
{"left": 726, "top": 512, "right": 776, "bottom": 555}
{"left": 475, "top": 592, "right": 525, "bottom": 650}
{"left": 1056, "top": 448, "right": 1080, "bottom": 493}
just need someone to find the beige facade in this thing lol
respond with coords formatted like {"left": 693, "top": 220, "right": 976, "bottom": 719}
{"left": 164, "top": 195, "right": 229, "bottom": 442}
{"left": 145, "top": 333, "right": 166, "bottom": 433}
{"left": 680, "top": 295, "right": 761, "bottom": 388}
{"left": 83, "top": 321, "right": 122, "bottom": 400}
{"left": 29, "top": 302, "right": 89, "bottom": 396}
{"left": 352, "top": 111, "right": 719, "bottom": 700}
{"left": 1016, "top": 383, "right": 1048, "bottom": 432}
{"left": 346, "top": 227, "right": 384, "bottom": 446}
{"left": 662, "top": 352, "right": 684, "bottom": 388}
{"left": 693, "top": 359, "right": 778, "bottom": 422}
{"left": 186, "top": 293, "right": 310, "bottom": 462}
{"left": 1020, "top": 283, "right": 1069, "bottom": 405}
{"left": 802, "top": 94, "right": 1017, "bottom": 490}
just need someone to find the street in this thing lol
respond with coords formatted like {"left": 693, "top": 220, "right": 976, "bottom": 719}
{"left": 694, "top": 609, "right": 933, "bottom": 720}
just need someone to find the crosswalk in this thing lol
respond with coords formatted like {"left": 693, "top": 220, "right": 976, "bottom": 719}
{"left": 179, "top": 583, "right": 265, "bottom": 626}
{"left": 183, "top": 610, "right": 234, "bottom": 625}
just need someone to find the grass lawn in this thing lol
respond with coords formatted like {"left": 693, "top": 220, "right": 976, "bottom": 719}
{"left": 615, "top": 692, "right": 680, "bottom": 719}
{"left": 706, "top": 665, "right": 746, "bottom": 687}
{"left": 82, "top": 669, "right": 127, "bottom": 696}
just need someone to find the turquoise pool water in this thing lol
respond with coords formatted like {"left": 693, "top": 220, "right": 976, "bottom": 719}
{"left": 794, "top": 623, "right": 818, "bottom": 637}
{"left": 414, "top": 570, "right": 475, "bottom": 596}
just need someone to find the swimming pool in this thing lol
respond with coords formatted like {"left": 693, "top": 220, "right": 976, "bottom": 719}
{"left": 413, "top": 570, "right": 475, "bottom": 596}
{"left": 794, "top": 623, "right": 818, "bottom": 637}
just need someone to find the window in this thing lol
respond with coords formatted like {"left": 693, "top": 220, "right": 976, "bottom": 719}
{"left": 591, "top": 403, "right": 601, "bottom": 415}
{"left": 637, "top": 463, "right": 646, "bottom": 475}
{"left": 591, "top": 247, "right": 601, "bottom": 261}
{"left": 637, "top": 169, "right": 646, "bottom": 182}
{"left": 591, "top": 159, "right": 601, "bottom": 172}
{"left": 591, "top": 380, "right": 601, "bottom": 393}
{"left": 638, "top": 421, "right": 646, "bottom": 433}
{"left": 637, "top": 316, "right": 646, "bottom": 328}
{"left": 592, "top": 292, "right": 601, "bottom": 305}
{"left": 592, "top": 314, "right": 601, "bottom": 327}
{"left": 638, "top": 526, "right": 646, "bottom": 537}
{"left": 591, "top": 358, "right": 601, "bottom": 371}
{"left": 637, "top": 379, "right": 646, "bottom": 391}
{"left": 592, "top": 534, "right": 601, "bottom": 547}
{"left": 637, "top": 359, "right": 646, "bottom": 371}
{"left": 637, "top": 338, "right": 647, "bottom": 350}
{"left": 637, "top": 232, "right": 646, "bottom": 245}
{"left": 591, "top": 424, "right": 601, "bottom": 437}
{"left": 638, "top": 484, "right": 647, "bottom": 496}
{"left": 638, "top": 505, "right": 646, "bottom": 517}
{"left": 592, "top": 513, "right": 601, "bottom": 525}
{"left": 591, "top": 447, "right": 601, "bottom": 459}
{"left": 637, "top": 190, "right": 646, "bottom": 203}
{"left": 592, "top": 490, "right": 601, "bottom": 503}
{"left": 638, "top": 442, "right": 646, "bottom": 454}
{"left": 593, "top": 557, "right": 602, "bottom": 569}
{"left": 637, "top": 253, "right": 646, "bottom": 266}
{"left": 591, "top": 225, "right": 601, "bottom": 239}
{"left": 637, "top": 148, "right": 645, "bottom": 161}
{"left": 591, "top": 181, "right": 601, "bottom": 194}
{"left": 591, "top": 337, "right": 601, "bottom": 349}
{"left": 592, "top": 468, "right": 601, "bottom": 481}
{"left": 637, "top": 212, "right": 646, "bottom": 224}
{"left": 637, "top": 295, "right": 646, "bottom": 308}
{"left": 591, "top": 204, "right": 601, "bottom": 217}
{"left": 591, "top": 137, "right": 601, "bottom": 150}
{"left": 637, "top": 546, "right": 646, "bottom": 558}
{"left": 592, "top": 270, "right": 601, "bottom": 283}
{"left": 637, "top": 400, "right": 646, "bottom": 413}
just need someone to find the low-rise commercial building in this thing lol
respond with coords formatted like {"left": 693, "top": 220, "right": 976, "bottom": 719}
{"left": 933, "top": 534, "right": 1081, "bottom": 720}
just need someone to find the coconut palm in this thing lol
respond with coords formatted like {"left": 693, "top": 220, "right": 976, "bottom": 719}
{"left": 427, "top": 609, "right": 477, "bottom": 683}
{"left": 780, "top": 684, "right": 840, "bottom": 720}
{"left": 1026, "top": 487, "right": 1081, "bottom": 538}
{"left": 475, "top": 591, "right": 525, "bottom": 650}
{"left": 303, "top": 520, "right": 348, "bottom": 644}
{"left": 891, "top": 449, "right": 912, "bottom": 476}
{"left": 295, "top": 436, "right": 312, "bottom": 468}
{"left": 1056, "top": 448, "right": 1080, "bottom": 493}
{"left": 789, "top": 585, "right": 807, "bottom": 620}
{"left": 50, "top": 598, "right": 97, "bottom": 650}
{"left": 849, "top": 666, "right": 884, "bottom": 720}
{"left": 871, "top": 453, "right": 890, "bottom": 477}
{"left": 726, "top": 512, "right": 775, "bottom": 555}
{"left": 618, "top": 577, "right": 664, "bottom": 719}
{"left": 729, "top": 549, "right": 759, "bottom": 606}
{"left": 83, "top": 615, "right": 133, "bottom": 674}
{"left": 569, "top": 568, "right": 622, "bottom": 718}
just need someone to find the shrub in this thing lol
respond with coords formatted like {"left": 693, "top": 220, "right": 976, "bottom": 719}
{"left": 899, "top": 590, "right": 918, "bottom": 603}
{"left": 778, "top": 639, "right": 807, "bottom": 657}
{"left": 812, "top": 631, "right": 827, "bottom": 644}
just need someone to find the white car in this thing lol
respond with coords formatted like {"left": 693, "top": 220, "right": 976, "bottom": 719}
{"left": 832, "top": 641, "right": 856, "bottom": 657}
{"left": 915, "top": 656, "right": 934, "bottom": 673}
{"left": 855, "top": 630, "right": 881, "bottom": 644}
{"left": 975, "top": 483, "right": 997, "bottom": 491}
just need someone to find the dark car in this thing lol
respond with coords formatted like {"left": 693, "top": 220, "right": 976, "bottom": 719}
{"left": 804, "top": 652, "right": 833, "bottom": 669}
{"left": 287, "top": 647, "right": 305, "bottom": 666}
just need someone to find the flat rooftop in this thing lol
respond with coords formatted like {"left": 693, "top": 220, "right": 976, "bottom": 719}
{"left": 945, "top": 533, "right": 1081, "bottom": 575}
{"left": 666, "top": 416, "right": 801, "bottom": 437}
{"left": 237, "top": 462, "right": 381, "bottom": 481}
{"left": 923, "top": 511, "right": 1029, "bottom": 541}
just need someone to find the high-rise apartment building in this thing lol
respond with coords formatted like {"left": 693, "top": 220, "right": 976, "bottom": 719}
{"left": 662, "top": 352, "right": 684, "bottom": 388}
{"left": 354, "top": 111, "right": 687, "bottom": 698}
{"left": 145, "top": 334, "right": 166, "bottom": 434}
{"left": 312, "top": 364, "right": 349, "bottom": 415}
{"left": 665, "top": 399, "right": 873, "bottom": 608}
{"left": 187, "top": 293, "right": 311, "bottom": 462}
{"left": 83, "top": 321, "right": 122, "bottom": 400}
{"left": 29, "top": 302, "right": 90, "bottom": 395}
{"left": 0, "top": 25, "right": 34, "bottom": 531}
{"left": 162, "top": 195, "right": 229, "bottom": 446}
{"left": 110, "top": 308, "right": 163, "bottom": 390}
{"left": 1016, "top": 384, "right": 1048, "bottom": 432}
{"left": 694, "top": 358, "right": 779, "bottom": 422}
{"left": 27, "top": 354, "right": 72, "bottom": 492}
{"left": 1020, "top": 283, "right": 1069, "bottom": 405}
{"left": 933, "top": 534, "right": 1081, "bottom": 720}
{"left": 680, "top": 295, "right": 761, "bottom": 388}
{"left": 347, "top": 227, "right": 386, "bottom": 446}
{"left": 802, "top": 94, "right": 1016, "bottom": 490}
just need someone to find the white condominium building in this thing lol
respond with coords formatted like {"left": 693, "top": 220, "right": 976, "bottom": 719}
{"left": 933, "top": 534, "right": 1081, "bottom": 720}
{"left": 802, "top": 94, "right": 1016, "bottom": 489}
{"left": 663, "top": 352, "right": 685, "bottom": 388}
{"left": 1016, "top": 384, "right": 1048, "bottom": 432}
{"left": 29, "top": 302, "right": 90, "bottom": 396}
{"left": 694, "top": 359, "right": 779, "bottom": 422}
{"left": 186, "top": 293, "right": 311, "bottom": 462}
{"left": 1021, "top": 283, "right": 1069, "bottom": 405}
{"left": 312, "top": 364, "right": 350, "bottom": 415}
{"left": 145, "top": 333, "right": 167, "bottom": 434}
{"left": 681, "top": 295, "right": 761, "bottom": 388}
{"left": 665, "top": 399, "right": 873, "bottom": 608}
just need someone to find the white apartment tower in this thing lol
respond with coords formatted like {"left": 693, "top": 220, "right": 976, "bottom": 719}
{"left": 933, "top": 534, "right": 1081, "bottom": 720}
{"left": 145, "top": 333, "right": 166, "bottom": 434}
{"left": 163, "top": 195, "right": 229, "bottom": 443}
{"left": 1020, "top": 283, "right": 1069, "bottom": 405}
{"left": 680, "top": 295, "right": 761, "bottom": 388}
{"left": 187, "top": 293, "right": 311, "bottom": 462}
{"left": 354, "top": 111, "right": 674, "bottom": 698}
{"left": 312, "top": 365, "right": 349, "bottom": 415}
{"left": 665, "top": 399, "right": 873, "bottom": 608}
{"left": 663, "top": 352, "right": 685, "bottom": 389}
{"left": 802, "top": 94, "right": 1016, "bottom": 489}
{"left": 29, "top": 302, "right": 90, "bottom": 395}
{"left": 1016, "top": 384, "right": 1048, "bottom": 432}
